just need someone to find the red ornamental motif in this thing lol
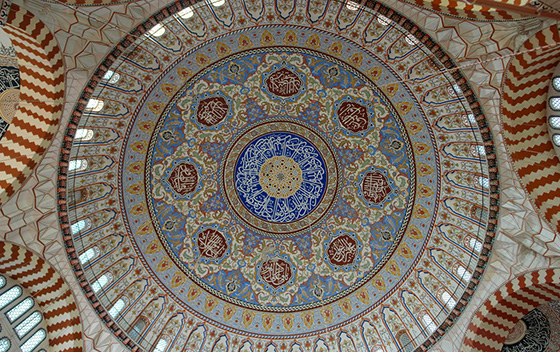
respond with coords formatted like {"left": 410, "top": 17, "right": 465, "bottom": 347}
{"left": 265, "top": 68, "right": 302, "bottom": 97}
{"left": 169, "top": 163, "right": 198, "bottom": 196}
{"left": 327, "top": 235, "right": 357, "bottom": 266}
{"left": 362, "top": 171, "right": 392, "bottom": 204}
{"left": 260, "top": 259, "right": 292, "bottom": 288}
{"left": 196, "top": 96, "right": 229, "bottom": 127}
{"left": 197, "top": 228, "right": 228, "bottom": 260}
{"left": 337, "top": 101, "right": 369, "bottom": 133}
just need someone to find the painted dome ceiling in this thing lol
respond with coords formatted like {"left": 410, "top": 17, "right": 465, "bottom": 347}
{"left": 58, "top": 0, "right": 499, "bottom": 351}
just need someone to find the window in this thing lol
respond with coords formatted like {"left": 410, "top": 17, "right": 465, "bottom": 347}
{"left": 129, "top": 318, "right": 147, "bottom": 341}
{"left": 405, "top": 34, "right": 419, "bottom": 46}
{"left": 550, "top": 116, "right": 560, "bottom": 129}
{"left": 102, "top": 70, "right": 120, "bottom": 84}
{"left": 108, "top": 298, "right": 127, "bottom": 318}
{"left": 477, "top": 176, "right": 490, "bottom": 189}
{"left": 377, "top": 14, "right": 390, "bottom": 26}
{"left": 0, "top": 287, "right": 22, "bottom": 309}
{"left": 148, "top": 24, "right": 166, "bottom": 37}
{"left": 20, "top": 329, "right": 46, "bottom": 352}
{"left": 346, "top": 1, "right": 360, "bottom": 10}
{"left": 208, "top": 0, "right": 226, "bottom": 7}
{"left": 85, "top": 99, "right": 104, "bottom": 112}
{"left": 154, "top": 338, "right": 169, "bottom": 352}
{"left": 396, "top": 330, "right": 414, "bottom": 352}
{"left": 178, "top": 7, "right": 194, "bottom": 19}
{"left": 79, "top": 247, "right": 99, "bottom": 265}
{"left": 0, "top": 277, "right": 5, "bottom": 289}
{"left": 440, "top": 291, "right": 456, "bottom": 310}
{"left": 6, "top": 297, "right": 33, "bottom": 322}
{"left": 468, "top": 237, "right": 483, "bottom": 253}
{"left": 554, "top": 134, "right": 560, "bottom": 147}
{"left": 68, "top": 159, "right": 88, "bottom": 172}
{"left": 74, "top": 128, "right": 94, "bottom": 141}
{"left": 70, "top": 219, "right": 91, "bottom": 235}
{"left": 91, "top": 274, "right": 112, "bottom": 293}
{"left": 15, "top": 311, "right": 41, "bottom": 338}
{"left": 0, "top": 338, "right": 9, "bottom": 352}
{"left": 462, "top": 114, "right": 476, "bottom": 127}
{"left": 456, "top": 265, "right": 472, "bottom": 282}
{"left": 421, "top": 313, "right": 436, "bottom": 333}
{"left": 470, "top": 145, "right": 486, "bottom": 157}
{"left": 553, "top": 77, "right": 560, "bottom": 91}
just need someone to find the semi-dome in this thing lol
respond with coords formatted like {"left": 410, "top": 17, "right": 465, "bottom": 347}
{"left": 58, "top": 1, "right": 498, "bottom": 351}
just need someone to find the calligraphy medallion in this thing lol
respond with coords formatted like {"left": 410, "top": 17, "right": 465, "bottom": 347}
{"left": 168, "top": 163, "right": 198, "bottom": 196}
{"left": 258, "top": 258, "right": 294, "bottom": 289}
{"left": 327, "top": 234, "right": 358, "bottom": 267}
{"left": 196, "top": 228, "right": 228, "bottom": 261}
{"left": 266, "top": 68, "right": 302, "bottom": 98}
{"left": 337, "top": 101, "right": 369, "bottom": 133}
{"left": 362, "top": 171, "right": 392, "bottom": 204}
{"left": 196, "top": 96, "right": 229, "bottom": 127}
{"left": 222, "top": 119, "right": 340, "bottom": 237}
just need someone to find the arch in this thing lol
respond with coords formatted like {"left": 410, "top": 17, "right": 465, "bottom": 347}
{"left": 464, "top": 268, "right": 560, "bottom": 352}
{"left": 0, "top": 242, "right": 82, "bottom": 351}
{"left": 0, "top": 4, "right": 64, "bottom": 207}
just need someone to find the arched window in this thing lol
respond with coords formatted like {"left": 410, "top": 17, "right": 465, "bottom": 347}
{"left": 108, "top": 297, "right": 128, "bottom": 318}
{"left": 554, "top": 134, "right": 560, "bottom": 147}
{"left": 553, "top": 77, "right": 560, "bottom": 91}
{"left": 377, "top": 14, "right": 390, "bottom": 26}
{"left": 550, "top": 116, "right": 560, "bottom": 129}
{"left": 467, "top": 237, "right": 483, "bottom": 253}
{"left": 0, "top": 286, "right": 22, "bottom": 309}
{"left": 20, "top": 329, "right": 46, "bottom": 352}
{"left": 0, "top": 277, "right": 6, "bottom": 289}
{"left": 102, "top": 70, "right": 120, "bottom": 84}
{"left": 15, "top": 311, "right": 41, "bottom": 338}
{"left": 461, "top": 113, "right": 476, "bottom": 127}
{"left": 68, "top": 159, "right": 88, "bottom": 172}
{"left": 420, "top": 312, "right": 436, "bottom": 333}
{"left": 455, "top": 264, "right": 472, "bottom": 282}
{"left": 208, "top": 0, "right": 226, "bottom": 7}
{"left": 154, "top": 337, "right": 169, "bottom": 352}
{"left": 477, "top": 176, "right": 490, "bottom": 189}
{"left": 440, "top": 291, "right": 456, "bottom": 310}
{"left": 405, "top": 34, "right": 419, "bottom": 46}
{"left": 551, "top": 97, "right": 560, "bottom": 110}
{"left": 6, "top": 297, "right": 34, "bottom": 322}
{"left": 395, "top": 330, "right": 414, "bottom": 352}
{"left": 346, "top": 1, "right": 360, "bottom": 11}
{"left": 70, "top": 218, "right": 91, "bottom": 235}
{"left": 91, "top": 273, "right": 112, "bottom": 293}
{"left": 79, "top": 247, "right": 99, "bottom": 265}
{"left": 128, "top": 317, "right": 148, "bottom": 341}
{"left": 85, "top": 99, "right": 104, "bottom": 112}
{"left": 177, "top": 7, "right": 194, "bottom": 19}
{"left": 0, "top": 338, "right": 9, "bottom": 352}
{"left": 470, "top": 145, "right": 486, "bottom": 157}
{"left": 74, "top": 128, "right": 94, "bottom": 141}
{"left": 148, "top": 24, "right": 165, "bottom": 37}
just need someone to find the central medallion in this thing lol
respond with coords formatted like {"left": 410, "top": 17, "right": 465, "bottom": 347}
{"left": 222, "top": 120, "right": 339, "bottom": 237}
{"left": 259, "top": 155, "right": 303, "bottom": 198}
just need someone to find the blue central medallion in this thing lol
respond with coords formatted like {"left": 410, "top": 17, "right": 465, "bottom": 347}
{"left": 235, "top": 132, "right": 327, "bottom": 223}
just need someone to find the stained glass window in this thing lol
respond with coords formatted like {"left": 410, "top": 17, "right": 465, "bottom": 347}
{"left": 20, "top": 329, "right": 45, "bottom": 352}
{"left": 108, "top": 298, "right": 127, "bottom": 318}
{"left": 15, "top": 311, "right": 41, "bottom": 338}
{"left": 550, "top": 116, "right": 560, "bottom": 129}
{"left": 6, "top": 297, "right": 33, "bottom": 322}
{"left": 102, "top": 70, "right": 120, "bottom": 84}
{"left": 469, "top": 238, "right": 483, "bottom": 253}
{"left": 70, "top": 219, "right": 91, "bottom": 235}
{"left": 441, "top": 291, "right": 456, "bottom": 310}
{"left": 553, "top": 77, "right": 560, "bottom": 91}
{"left": 68, "top": 159, "right": 88, "bottom": 172}
{"left": 91, "top": 274, "right": 112, "bottom": 293}
{"left": 477, "top": 176, "right": 490, "bottom": 189}
{"left": 421, "top": 313, "right": 436, "bottom": 333}
{"left": 456, "top": 265, "right": 471, "bottom": 282}
{"left": 0, "top": 286, "right": 22, "bottom": 309}
{"left": 129, "top": 318, "right": 146, "bottom": 341}
{"left": 554, "top": 134, "right": 560, "bottom": 147}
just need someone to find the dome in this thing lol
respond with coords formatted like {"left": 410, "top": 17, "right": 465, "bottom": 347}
{"left": 58, "top": 1, "right": 498, "bottom": 351}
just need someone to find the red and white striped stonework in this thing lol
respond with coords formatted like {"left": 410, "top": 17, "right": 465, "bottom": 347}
{"left": 463, "top": 268, "right": 560, "bottom": 351}
{"left": 0, "top": 3, "right": 64, "bottom": 206}
{"left": 502, "top": 25, "right": 560, "bottom": 236}
{"left": 0, "top": 241, "right": 83, "bottom": 351}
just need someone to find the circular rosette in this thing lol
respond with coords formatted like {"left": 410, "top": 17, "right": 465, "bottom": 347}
{"left": 323, "top": 231, "right": 363, "bottom": 272}
{"left": 187, "top": 91, "right": 234, "bottom": 131}
{"left": 357, "top": 167, "right": 397, "bottom": 208}
{"left": 256, "top": 252, "right": 297, "bottom": 295}
{"left": 153, "top": 157, "right": 203, "bottom": 201}
{"left": 333, "top": 96, "right": 376, "bottom": 137}
{"left": 261, "top": 61, "right": 306, "bottom": 104}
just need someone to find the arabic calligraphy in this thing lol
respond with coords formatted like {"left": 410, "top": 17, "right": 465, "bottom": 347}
{"left": 362, "top": 171, "right": 392, "bottom": 204}
{"left": 327, "top": 235, "right": 357, "bottom": 266}
{"left": 197, "top": 228, "right": 228, "bottom": 260}
{"left": 260, "top": 258, "right": 292, "bottom": 288}
{"left": 196, "top": 96, "right": 229, "bottom": 127}
{"left": 265, "top": 68, "right": 302, "bottom": 97}
{"left": 337, "top": 101, "right": 369, "bottom": 133}
{"left": 235, "top": 132, "right": 327, "bottom": 223}
{"left": 169, "top": 163, "right": 198, "bottom": 195}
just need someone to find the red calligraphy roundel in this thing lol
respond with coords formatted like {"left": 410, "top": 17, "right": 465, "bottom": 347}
{"left": 265, "top": 68, "right": 302, "bottom": 98}
{"left": 327, "top": 234, "right": 358, "bottom": 266}
{"left": 260, "top": 259, "right": 293, "bottom": 288}
{"left": 362, "top": 171, "right": 392, "bottom": 204}
{"left": 337, "top": 101, "right": 369, "bottom": 133}
{"left": 169, "top": 163, "right": 198, "bottom": 196}
{"left": 197, "top": 228, "right": 228, "bottom": 260}
{"left": 196, "top": 96, "right": 229, "bottom": 127}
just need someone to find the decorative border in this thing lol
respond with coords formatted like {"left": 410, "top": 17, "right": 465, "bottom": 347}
{"left": 56, "top": 0, "right": 500, "bottom": 350}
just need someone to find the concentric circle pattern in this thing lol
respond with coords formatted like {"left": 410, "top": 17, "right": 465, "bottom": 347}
{"left": 61, "top": 1, "right": 497, "bottom": 351}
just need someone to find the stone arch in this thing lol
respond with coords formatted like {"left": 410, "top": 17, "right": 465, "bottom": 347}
{"left": 463, "top": 268, "right": 560, "bottom": 351}
{"left": 0, "top": 241, "right": 83, "bottom": 351}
